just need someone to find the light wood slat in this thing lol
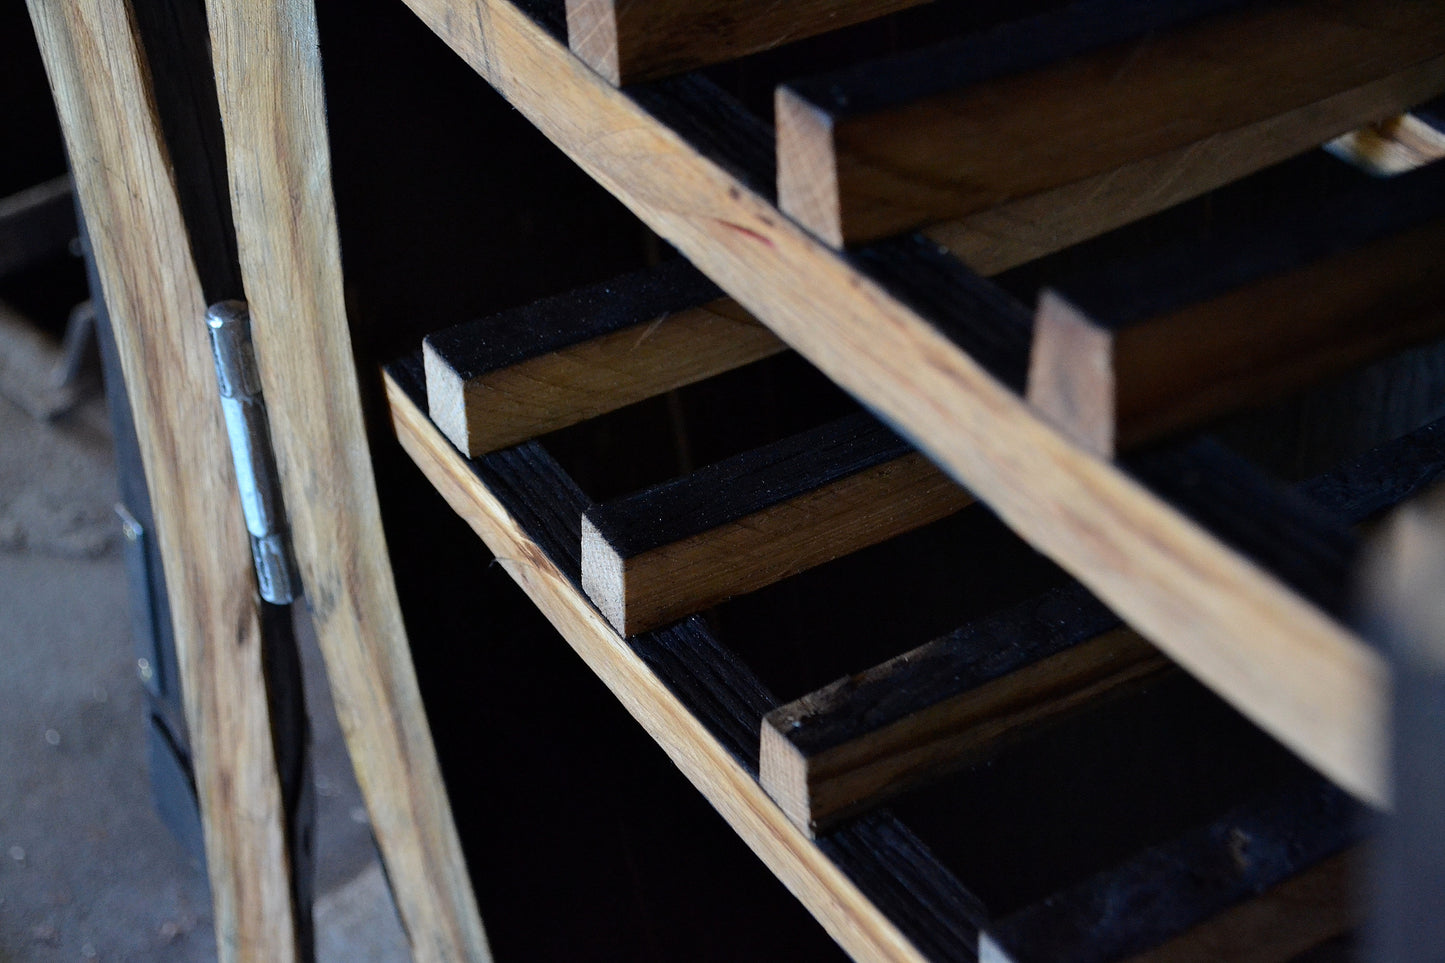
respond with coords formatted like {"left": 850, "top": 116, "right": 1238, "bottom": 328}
{"left": 979, "top": 782, "right": 1360, "bottom": 963}
{"left": 1327, "top": 108, "right": 1445, "bottom": 177}
{"left": 1028, "top": 167, "right": 1445, "bottom": 456}
{"left": 567, "top": 0, "right": 930, "bottom": 85}
{"left": 202, "top": 3, "right": 491, "bottom": 960}
{"left": 398, "top": 0, "right": 1390, "bottom": 806}
{"left": 581, "top": 412, "right": 972, "bottom": 635}
{"left": 23, "top": 4, "right": 300, "bottom": 960}
{"left": 423, "top": 258, "right": 782, "bottom": 456}
{"left": 385, "top": 364, "right": 973, "bottom": 963}
{"left": 777, "top": 0, "right": 1445, "bottom": 247}
{"left": 761, "top": 585, "right": 1173, "bottom": 835}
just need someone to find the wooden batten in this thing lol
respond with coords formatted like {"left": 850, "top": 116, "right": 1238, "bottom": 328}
{"left": 1327, "top": 109, "right": 1445, "bottom": 177}
{"left": 777, "top": 0, "right": 1445, "bottom": 246}
{"left": 581, "top": 412, "right": 972, "bottom": 635}
{"left": 978, "top": 781, "right": 1360, "bottom": 963}
{"left": 1028, "top": 164, "right": 1445, "bottom": 457}
{"left": 423, "top": 259, "right": 783, "bottom": 457}
{"left": 761, "top": 584, "right": 1173, "bottom": 835}
{"left": 566, "top": 0, "right": 930, "bottom": 86}
{"left": 385, "top": 357, "right": 983, "bottom": 963}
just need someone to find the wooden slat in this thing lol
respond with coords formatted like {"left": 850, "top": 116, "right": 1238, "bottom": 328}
{"left": 399, "top": 0, "right": 1392, "bottom": 809}
{"left": 1326, "top": 107, "right": 1445, "bottom": 177}
{"left": 1028, "top": 164, "right": 1445, "bottom": 456}
{"left": 23, "top": 3, "right": 300, "bottom": 959}
{"left": 581, "top": 412, "right": 972, "bottom": 635}
{"left": 386, "top": 358, "right": 985, "bottom": 963}
{"left": 978, "top": 781, "right": 1360, "bottom": 963}
{"left": 777, "top": 0, "right": 1445, "bottom": 246}
{"left": 761, "top": 584, "right": 1173, "bottom": 835}
{"left": 423, "top": 258, "right": 782, "bottom": 456}
{"left": 567, "top": 0, "right": 930, "bottom": 85}
{"left": 202, "top": 3, "right": 491, "bottom": 960}
{"left": 0, "top": 173, "right": 75, "bottom": 280}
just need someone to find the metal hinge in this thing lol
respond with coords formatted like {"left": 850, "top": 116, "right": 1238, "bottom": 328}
{"left": 206, "top": 300, "right": 300, "bottom": 605}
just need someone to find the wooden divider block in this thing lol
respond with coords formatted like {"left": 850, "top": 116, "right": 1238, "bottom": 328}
{"left": 778, "top": 0, "right": 1445, "bottom": 247}
{"left": 761, "top": 584, "right": 1171, "bottom": 835}
{"left": 581, "top": 412, "right": 972, "bottom": 635}
{"left": 566, "top": 0, "right": 930, "bottom": 85}
{"left": 1028, "top": 163, "right": 1445, "bottom": 457}
{"left": 424, "top": 259, "right": 783, "bottom": 457}
{"left": 979, "top": 782, "right": 1360, "bottom": 963}
{"left": 1327, "top": 103, "right": 1445, "bottom": 177}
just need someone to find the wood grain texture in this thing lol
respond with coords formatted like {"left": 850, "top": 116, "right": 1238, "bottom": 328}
{"left": 202, "top": 3, "right": 491, "bottom": 960}
{"left": 778, "top": 0, "right": 1445, "bottom": 246}
{"left": 761, "top": 584, "right": 1172, "bottom": 835}
{"left": 581, "top": 412, "right": 972, "bottom": 634}
{"left": 1029, "top": 164, "right": 1445, "bottom": 455}
{"left": 23, "top": 3, "right": 299, "bottom": 959}
{"left": 422, "top": 258, "right": 782, "bottom": 455}
{"left": 400, "top": 0, "right": 1390, "bottom": 808}
{"left": 385, "top": 363, "right": 983, "bottom": 963}
{"left": 978, "top": 780, "right": 1359, "bottom": 963}
{"left": 567, "top": 0, "right": 931, "bottom": 85}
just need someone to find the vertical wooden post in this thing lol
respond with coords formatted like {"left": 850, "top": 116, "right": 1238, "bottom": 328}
{"left": 24, "top": 1, "right": 301, "bottom": 959}
{"left": 203, "top": 1, "right": 492, "bottom": 960}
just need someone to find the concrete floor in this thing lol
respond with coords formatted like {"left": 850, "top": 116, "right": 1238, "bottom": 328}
{"left": 0, "top": 378, "right": 407, "bottom": 960}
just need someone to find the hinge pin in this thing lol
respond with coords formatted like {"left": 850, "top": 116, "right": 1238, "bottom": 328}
{"left": 206, "top": 300, "right": 300, "bottom": 605}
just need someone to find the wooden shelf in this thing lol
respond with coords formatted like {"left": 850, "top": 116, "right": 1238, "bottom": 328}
{"left": 385, "top": 356, "right": 1362, "bottom": 963}
{"left": 384, "top": 0, "right": 1445, "bottom": 809}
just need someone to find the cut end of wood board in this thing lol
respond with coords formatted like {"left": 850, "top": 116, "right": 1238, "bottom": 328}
{"left": 777, "top": 87, "right": 843, "bottom": 248}
{"left": 566, "top": 0, "right": 621, "bottom": 85}
{"left": 423, "top": 337, "right": 474, "bottom": 456}
{"left": 580, "top": 514, "right": 630, "bottom": 634}
{"left": 1027, "top": 289, "right": 1117, "bottom": 457}
{"left": 759, "top": 716, "right": 818, "bottom": 837}
{"left": 1326, "top": 113, "right": 1445, "bottom": 178}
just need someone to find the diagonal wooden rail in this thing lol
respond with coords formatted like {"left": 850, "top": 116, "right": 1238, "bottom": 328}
{"left": 204, "top": 1, "right": 491, "bottom": 959}
{"left": 24, "top": 1, "right": 301, "bottom": 958}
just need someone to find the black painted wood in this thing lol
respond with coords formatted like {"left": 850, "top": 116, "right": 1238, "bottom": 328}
{"left": 781, "top": 0, "right": 1250, "bottom": 120}
{"left": 422, "top": 256, "right": 724, "bottom": 381}
{"left": 1047, "top": 160, "right": 1445, "bottom": 332}
{"left": 853, "top": 234, "right": 1034, "bottom": 393}
{"left": 980, "top": 777, "right": 1360, "bottom": 963}
{"left": 127, "top": 0, "right": 242, "bottom": 301}
{"left": 771, "top": 582, "right": 1121, "bottom": 759}
{"left": 1130, "top": 440, "right": 1360, "bottom": 617}
{"left": 388, "top": 352, "right": 986, "bottom": 960}
{"left": 584, "top": 410, "right": 917, "bottom": 558}
{"left": 1132, "top": 413, "right": 1445, "bottom": 621}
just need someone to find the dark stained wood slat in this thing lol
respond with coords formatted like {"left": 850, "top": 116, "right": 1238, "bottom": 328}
{"left": 1028, "top": 162, "right": 1445, "bottom": 457}
{"left": 761, "top": 583, "right": 1172, "bottom": 835}
{"left": 777, "top": 0, "right": 1445, "bottom": 246}
{"left": 581, "top": 411, "right": 973, "bottom": 635}
{"left": 385, "top": 355, "right": 986, "bottom": 963}
{"left": 423, "top": 258, "right": 782, "bottom": 457}
{"left": 978, "top": 780, "right": 1360, "bottom": 963}
{"left": 404, "top": 0, "right": 1388, "bottom": 811}
{"left": 567, "top": 0, "right": 932, "bottom": 86}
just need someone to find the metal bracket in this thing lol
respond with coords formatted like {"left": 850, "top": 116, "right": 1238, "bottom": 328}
{"left": 206, "top": 300, "right": 300, "bottom": 605}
